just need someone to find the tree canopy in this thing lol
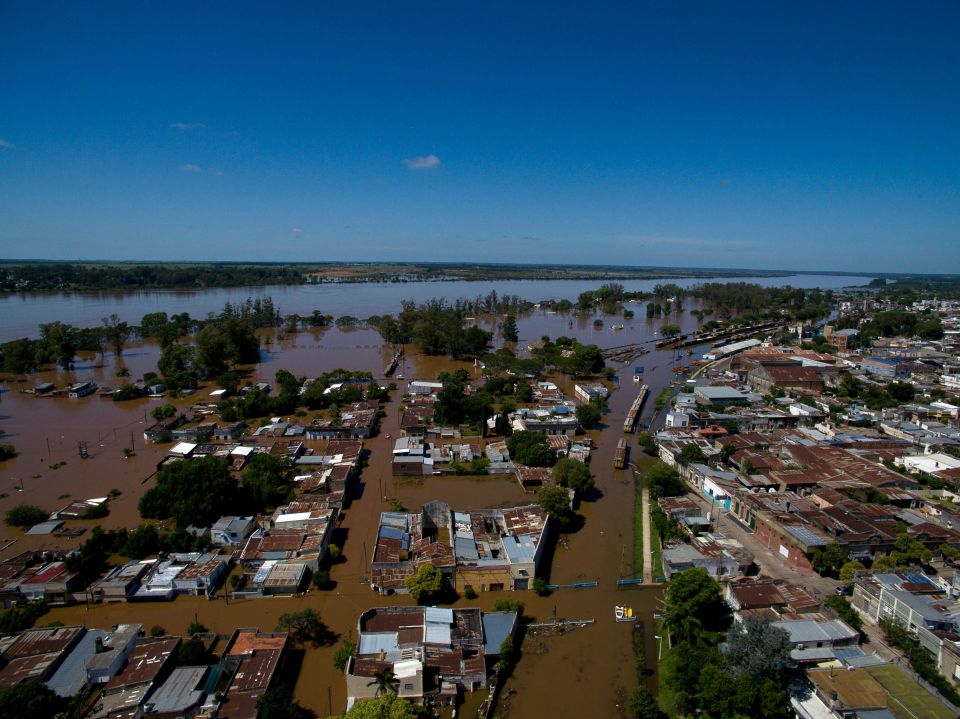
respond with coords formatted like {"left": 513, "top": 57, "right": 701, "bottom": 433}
{"left": 139, "top": 456, "right": 238, "bottom": 528}
{"left": 507, "top": 431, "right": 554, "bottom": 467}
{"left": 339, "top": 694, "right": 424, "bottom": 719}
{"left": 405, "top": 564, "right": 444, "bottom": 604}
{"left": 552, "top": 458, "right": 595, "bottom": 495}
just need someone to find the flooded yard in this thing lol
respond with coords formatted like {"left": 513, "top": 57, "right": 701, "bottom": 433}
{"left": 0, "top": 300, "right": 700, "bottom": 716}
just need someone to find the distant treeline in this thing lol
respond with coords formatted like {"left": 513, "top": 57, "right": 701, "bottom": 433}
{"left": 0, "top": 263, "right": 305, "bottom": 291}
{"left": 0, "top": 261, "right": 793, "bottom": 291}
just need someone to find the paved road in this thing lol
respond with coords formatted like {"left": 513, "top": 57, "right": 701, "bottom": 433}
{"left": 682, "top": 489, "right": 899, "bottom": 661}
{"left": 641, "top": 484, "right": 653, "bottom": 584}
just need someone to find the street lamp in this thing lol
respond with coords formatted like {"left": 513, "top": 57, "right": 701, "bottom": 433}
{"left": 654, "top": 634, "right": 664, "bottom": 661}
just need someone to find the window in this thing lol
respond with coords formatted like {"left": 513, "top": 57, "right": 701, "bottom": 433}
{"left": 403, "top": 683, "right": 414, "bottom": 691}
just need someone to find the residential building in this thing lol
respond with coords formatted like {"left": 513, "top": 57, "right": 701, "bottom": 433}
{"left": 371, "top": 502, "right": 550, "bottom": 595}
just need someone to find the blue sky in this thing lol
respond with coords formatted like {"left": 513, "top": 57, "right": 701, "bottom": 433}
{"left": 0, "top": 1, "right": 957, "bottom": 272}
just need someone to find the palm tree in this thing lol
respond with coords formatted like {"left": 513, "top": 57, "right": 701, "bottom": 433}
{"left": 368, "top": 669, "right": 398, "bottom": 697}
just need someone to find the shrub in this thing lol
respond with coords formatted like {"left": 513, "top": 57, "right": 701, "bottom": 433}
{"left": 5, "top": 504, "right": 48, "bottom": 528}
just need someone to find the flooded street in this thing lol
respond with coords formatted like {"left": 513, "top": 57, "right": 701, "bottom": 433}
{"left": 0, "top": 275, "right": 858, "bottom": 715}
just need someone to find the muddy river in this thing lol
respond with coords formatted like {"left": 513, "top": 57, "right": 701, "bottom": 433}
{"left": 0, "top": 276, "right": 861, "bottom": 716}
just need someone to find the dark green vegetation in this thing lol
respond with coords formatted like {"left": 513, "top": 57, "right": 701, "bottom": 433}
{"left": 552, "top": 457, "right": 595, "bottom": 494}
{"left": 0, "top": 444, "right": 17, "bottom": 461}
{"left": 255, "top": 686, "right": 317, "bottom": 719}
{"left": 368, "top": 299, "right": 492, "bottom": 357}
{"left": 0, "top": 262, "right": 305, "bottom": 291}
{"left": 881, "top": 618, "right": 960, "bottom": 707}
{"left": 686, "top": 283, "right": 834, "bottom": 322}
{"left": 0, "top": 601, "right": 48, "bottom": 635}
{"left": 432, "top": 368, "right": 491, "bottom": 428}
{"left": 824, "top": 596, "right": 863, "bottom": 633}
{"left": 837, "top": 374, "right": 915, "bottom": 409}
{"left": 660, "top": 569, "right": 792, "bottom": 719}
{"left": 64, "top": 524, "right": 206, "bottom": 586}
{"left": 139, "top": 454, "right": 292, "bottom": 528}
{"left": 537, "top": 484, "right": 576, "bottom": 530}
{"left": 275, "top": 609, "right": 336, "bottom": 647}
{"left": 404, "top": 564, "right": 445, "bottom": 604}
{"left": 0, "top": 261, "right": 789, "bottom": 293}
{"left": 338, "top": 693, "right": 423, "bottom": 718}
{"left": 0, "top": 678, "right": 78, "bottom": 719}
{"left": 507, "top": 431, "right": 554, "bottom": 467}
{"left": 530, "top": 336, "right": 604, "bottom": 376}
{"left": 5, "top": 503, "right": 48, "bottom": 528}
{"left": 644, "top": 461, "right": 685, "bottom": 500}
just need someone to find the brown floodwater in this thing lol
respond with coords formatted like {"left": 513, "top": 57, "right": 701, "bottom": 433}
{"left": 0, "top": 304, "right": 709, "bottom": 717}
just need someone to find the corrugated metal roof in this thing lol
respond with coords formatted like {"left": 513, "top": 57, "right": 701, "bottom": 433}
{"left": 424, "top": 607, "right": 453, "bottom": 624}
{"left": 482, "top": 612, "right": 516, "bottom": 655}
{"left": 144, "top": 666, "right": 207, "bottom": 713}
{"left": 782, "top": 524, "right": 829, "bottom": 547}
{"left": 357, "top": 632, "right": 399, "bottom": 657}
{"left": 424, "top": 624, "right": 451, "bottom": 645}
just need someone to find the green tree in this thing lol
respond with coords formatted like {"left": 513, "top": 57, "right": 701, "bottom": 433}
{"left": 157, "top": 342, "right": 198, "bottom": 392}
{"left": 340, "top": 694, "right": 423, "bottom": 719}
{"left": 256, "top": 686, "right": 315, "bottom": 719}
{"left": 664, "top": 568, "right": 731, "bottom": 642}
{"left": 496, "top": 635, "right": 516, "bottom": 676}
{"left": 719, "top": 443, "right": 737, "bottom": 464}
{"left": 139, "top": 456, "right": 238, "bottom": 528}
{"left": 552, "top": 457, "right": 595, "bottom": 494}
{"left": 494, "top": 410, "right": 513, "bottom": 437}
{"left": 39, "top": 321, "right": 78, "bottom": 369}
{"left": 368, "top": 669, "right": 399, "bottom": 697}
{"left": 241, "top": 453, "right": 293, "bottom": 512}
{"left": 405, "top": 564, "right": 444, "bottom": 604}
{"left": 176, "top": 637, "right": 211, "bottom": 666}
{"left": 537, "top": 485, "right": 573, "bottom": 528}
{"left": 629, "top": 685, "right": 666, "bottom": 719}
{"left": 825, "top": 596, "right": 863, "bottom": 632}
{"left": 333, "top": 631, "right": 356, "bottom": 672}
{"left": 101, "top": 314, "right": 131, "bottom": 356}
{"left": 0, "top": 602, "right": 48, "bottom": 635}
{"left": 812, "top": 543, "right": 847, "bottom": 576}
{"left": 0, "top": 444, "right": 17, "bottom": 461}
{"left": 516, "top": 382, "right": 534, "bottom": 403}
{"left": 680, "top": 443, "right": 706, "bottom": 465}
{"left": 839, "top": 560, "right": 866, "bottom": 582}
{"left": 637, "top": 432, "right": 656, "bottom": 454}
{"left": 645, "top": 462, "right": 684, "bottom": 500}
{"left": 661, "top": 323, "right": 681, "bottom": 337}
{"left": 151, "top": 403, "right": 177, "bottom": 423}
{"left": 276, "top": 609, "right": 336, "bottom": 646}
{"left": 0, "top": 679, "right": 65, "bottom": 719}
{"left": 5, "top": 504, "right": 48, "bottom": 528}
{"left": 500, "top": 314, "right": 519, "bottom": 343}
{"left": 507, "top": 431, "right": 554, "bottom": 467}
{"left": 575, "top": 402, "right": 602, "bottom": 429}
{"left": 723, "top": 616, "right": 793, "bottom": 679}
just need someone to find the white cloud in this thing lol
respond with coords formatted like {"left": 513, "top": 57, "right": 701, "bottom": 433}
{"left": 208, "top": 167, "right": 223, "bottom": 176}
{"left": 0, "top": 138, "right": 12, "bottom": 149}
{"left": 178, "top": 163, "right": 202, "bottom": 173}
{"left": 290, "top": 227, "right": 304, "bottom": 234}
{"left": 169, "top": 122, "right": 206, "bottom": 131}
{"left": 404, "top": 154, "right": 441, "bottom": 170}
